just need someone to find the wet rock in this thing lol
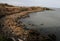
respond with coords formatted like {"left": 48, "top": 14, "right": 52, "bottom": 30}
{"left": 48, "top": 34, "right": 56, "bottom": 41}
{"left": 6, "top": 38, "right": 14, "bottom": 41}
{"left": 28, "top": 24, "right": 35, "bottom": 26}
{"left": 40, "top": 24, "right": 44, "bottom": 26}
{"left": 21, "top": 15, "right": 30, "bottom": 18}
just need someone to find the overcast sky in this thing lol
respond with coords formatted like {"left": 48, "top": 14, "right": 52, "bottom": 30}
{"left": 0, "top": 0, "right": 60, "bottom": 8}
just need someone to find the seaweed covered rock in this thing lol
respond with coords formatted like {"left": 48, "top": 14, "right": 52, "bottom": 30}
{"left": 23, "top": 29, "right": 56, "bottom": 41}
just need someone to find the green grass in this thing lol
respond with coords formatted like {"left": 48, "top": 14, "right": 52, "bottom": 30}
{"left": 0, "top": 34, "right": 7, "bottom": 41}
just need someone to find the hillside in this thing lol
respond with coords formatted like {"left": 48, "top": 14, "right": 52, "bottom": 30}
{"left": 0, "top": 3, "right": 53, "bottom": 17}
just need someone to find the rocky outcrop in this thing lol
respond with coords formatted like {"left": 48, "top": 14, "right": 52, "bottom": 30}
{"left": 0, "top": 3, "right": 56, "bottom": 41}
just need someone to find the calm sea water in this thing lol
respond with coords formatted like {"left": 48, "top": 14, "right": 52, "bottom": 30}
{"left": 20, "top": 8, "right": 60, "bottom": 41}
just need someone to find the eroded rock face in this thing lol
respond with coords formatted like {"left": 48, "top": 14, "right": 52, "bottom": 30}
{"left": 0, "top": 3, "right": 56, "bottom": 41}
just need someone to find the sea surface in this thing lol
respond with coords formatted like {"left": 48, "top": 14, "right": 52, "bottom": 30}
{"left": 20, "top": 8, "right": 60, "bottom": 41}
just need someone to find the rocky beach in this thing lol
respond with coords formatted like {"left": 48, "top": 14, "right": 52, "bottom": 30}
{"left": 0, "top": 3, "right": 56, "bottom": 41}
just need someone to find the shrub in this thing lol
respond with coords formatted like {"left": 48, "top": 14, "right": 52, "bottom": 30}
{"left": 0, "top": 34, "right": 7, "bottom": 41}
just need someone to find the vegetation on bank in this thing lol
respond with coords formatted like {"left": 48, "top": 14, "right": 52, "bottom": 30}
{"left": 0, "top": 34, "right": 7, "bottom": 41}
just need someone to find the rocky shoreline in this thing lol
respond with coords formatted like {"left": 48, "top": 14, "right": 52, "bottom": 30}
{"left": 0, "top": 3, "right": 56, "bottom": 41}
